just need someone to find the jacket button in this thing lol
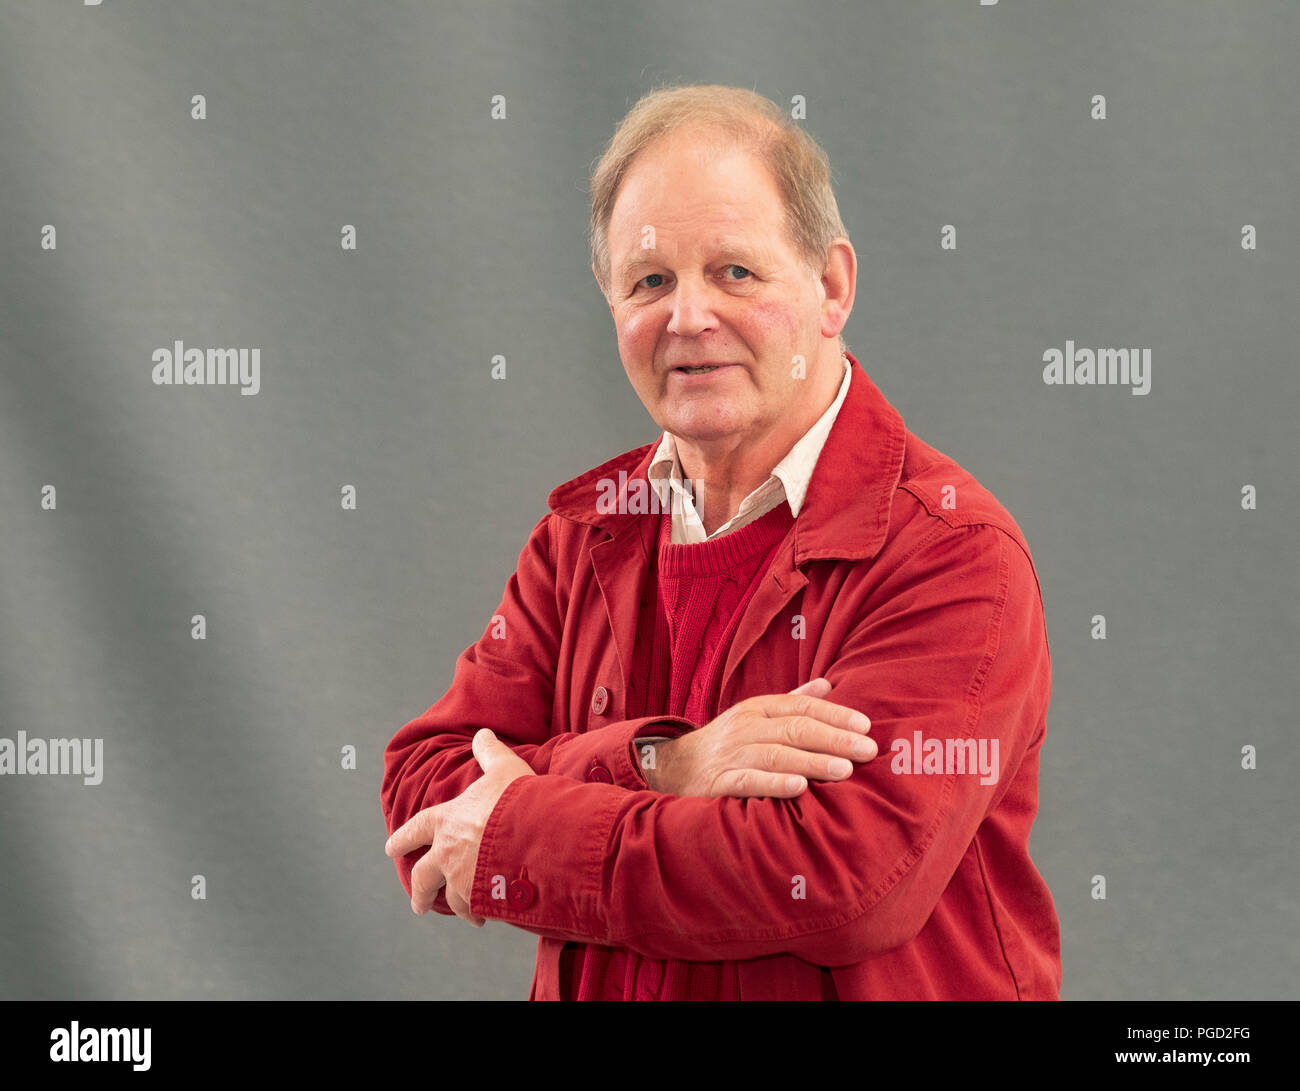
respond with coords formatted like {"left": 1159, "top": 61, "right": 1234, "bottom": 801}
{"left": 591, "top": 686, "right": 610, "bottom": 715}
{"left": 587, "top": 762, "right": 613, "bottom": 783}
{"left": 507, "top": 878, "right": 535, "bottom": 909}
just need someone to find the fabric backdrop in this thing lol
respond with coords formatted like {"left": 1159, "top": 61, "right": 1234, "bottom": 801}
{"left": 0, "top": 0, "right": 1295, "bottom": 1000}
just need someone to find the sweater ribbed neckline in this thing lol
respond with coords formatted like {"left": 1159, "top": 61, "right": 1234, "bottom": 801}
{"left": 656, "top": 502, "right": 795, "bottom": 577}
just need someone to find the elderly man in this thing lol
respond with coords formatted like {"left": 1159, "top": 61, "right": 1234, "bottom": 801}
{"left": 382, "top": 84, "right": 1061, "bottom": 1000}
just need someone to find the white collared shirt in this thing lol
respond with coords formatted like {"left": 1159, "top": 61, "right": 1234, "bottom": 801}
{"left": 648, "top": 354, "right": 853, "bottom": 545}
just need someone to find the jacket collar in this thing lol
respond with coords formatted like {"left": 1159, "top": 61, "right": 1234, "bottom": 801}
{"left": 547, "top": 350, "right": 907, "bottom": 565}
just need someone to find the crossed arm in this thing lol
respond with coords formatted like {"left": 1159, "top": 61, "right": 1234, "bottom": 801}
{"left": 381, "top": 512, "right": 1050, "bottom": 965}
{"left": 384, "top": 676, "right": 871, "bottom": 924}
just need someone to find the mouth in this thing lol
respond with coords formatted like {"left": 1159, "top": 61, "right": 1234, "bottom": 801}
{"left": 670, "top": 363, "right": 735, "bottom": 376}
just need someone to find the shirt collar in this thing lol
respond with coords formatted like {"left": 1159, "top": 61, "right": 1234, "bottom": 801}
{"left": 648, "top": 353, "right": 853, "bottom": 522}
{"left": 548, "top": 349, "right": 908, "bottom": 566}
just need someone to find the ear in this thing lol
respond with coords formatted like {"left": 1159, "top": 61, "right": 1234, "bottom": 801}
{"left": 818, "top": 238, "right": 857, "bottom": 342}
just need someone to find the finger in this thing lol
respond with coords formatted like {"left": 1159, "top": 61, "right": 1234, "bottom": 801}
{"left": 471, "top": 728, "right": 500, "bottom": 771}
{"left": 385, "top": 810, "right": 436, "bottom": 858}
{"left": 709, "top": 767, "right": 809, "bottom": 799}
{"left": 774, "top": 693, "right": 871, "bottom": 734}
{"left": 472, "top": 728, "right": 533, "bottom": 777}
{"left": 787, "top": 677, "right": 832, "bottom": 697}
{"left": 409, "top": 853, "right": 448, "bottom": 915}
{"left": 766, "top": 718, "right": 879, "bottom": 765}
{"left": 737, "top": 740, "right": 867, "bottom": 782}
{"left": 445, "top": 884, "right": 481, "bottom": 925}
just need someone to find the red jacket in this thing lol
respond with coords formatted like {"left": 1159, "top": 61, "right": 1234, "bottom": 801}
{"left": 382, "top": 353, "right": 1061, "bottom": 1000}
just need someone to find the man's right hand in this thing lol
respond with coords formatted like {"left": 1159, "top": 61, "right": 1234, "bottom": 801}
{"left": 642, "top": 678, "right": 876, "bottom": 798}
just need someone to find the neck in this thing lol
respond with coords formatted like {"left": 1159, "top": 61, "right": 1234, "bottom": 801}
{"left": 676, "top": 351, "right": 844, "bottom": 536}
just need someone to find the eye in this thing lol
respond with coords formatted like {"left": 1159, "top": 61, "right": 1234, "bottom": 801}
{"left": 639, "top": 273, "right": 666, "bottom": 289}
{"left": 724, "top": 264, "right": 752, "bottom": 280}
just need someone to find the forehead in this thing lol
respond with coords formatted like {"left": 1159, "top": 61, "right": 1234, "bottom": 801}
{"left": 607, "top": 131, "right": 788, "bottom": 249}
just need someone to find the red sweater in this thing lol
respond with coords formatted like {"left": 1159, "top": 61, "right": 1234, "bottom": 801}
{"left": 564, "top": 503, "right": 796, "bottom": 1000}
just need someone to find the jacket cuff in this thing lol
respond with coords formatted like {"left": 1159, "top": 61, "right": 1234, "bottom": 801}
{"left": 546, "top": 716, "right": 695, "bottom": 790}
{"left": 470, "top": 774, "right": 627, "bottom": 935}
{"left": 435, "top": 718, "right": 694, "bottom": 919}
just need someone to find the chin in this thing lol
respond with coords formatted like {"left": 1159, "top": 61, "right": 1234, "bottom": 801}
{"left": 662, "top": 404, "right": 750, "bottom": 442}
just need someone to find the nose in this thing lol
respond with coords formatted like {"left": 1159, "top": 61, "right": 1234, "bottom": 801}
{"left": 666, "top": 274, "right": 718, "bottom": 337}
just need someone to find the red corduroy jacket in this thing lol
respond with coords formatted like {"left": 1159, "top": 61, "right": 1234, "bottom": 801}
{"left": 382, "top": 353, "right": 1062, "bottom": 1000}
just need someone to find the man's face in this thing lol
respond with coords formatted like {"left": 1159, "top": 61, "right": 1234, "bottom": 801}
{"left": 601, "top": 130, "right": 835, "bottom": 447}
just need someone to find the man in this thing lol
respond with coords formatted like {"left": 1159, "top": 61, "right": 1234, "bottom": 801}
{"left": 382, "top": 84, "right": 1061, "bottom": 1000}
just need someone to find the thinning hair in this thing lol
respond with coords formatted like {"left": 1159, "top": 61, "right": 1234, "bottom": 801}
{"left": 589, "top": 85, "right": 849, "bottom": 325}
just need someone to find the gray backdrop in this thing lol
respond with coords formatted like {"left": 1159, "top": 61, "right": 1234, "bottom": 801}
{"left": 1, "top": 0, "right": 1295, "bottom": 1000}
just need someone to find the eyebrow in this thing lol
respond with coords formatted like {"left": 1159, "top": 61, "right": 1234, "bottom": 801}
{"left": 618, "top": 255, "right": 658, "bottom": 280}
{"left": 617, "top": 241, "right": 767, "bottom": 282}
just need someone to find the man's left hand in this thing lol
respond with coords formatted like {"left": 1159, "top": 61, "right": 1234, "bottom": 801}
{"left": 385, "top": 728, "right": 535, "bottom": 925}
